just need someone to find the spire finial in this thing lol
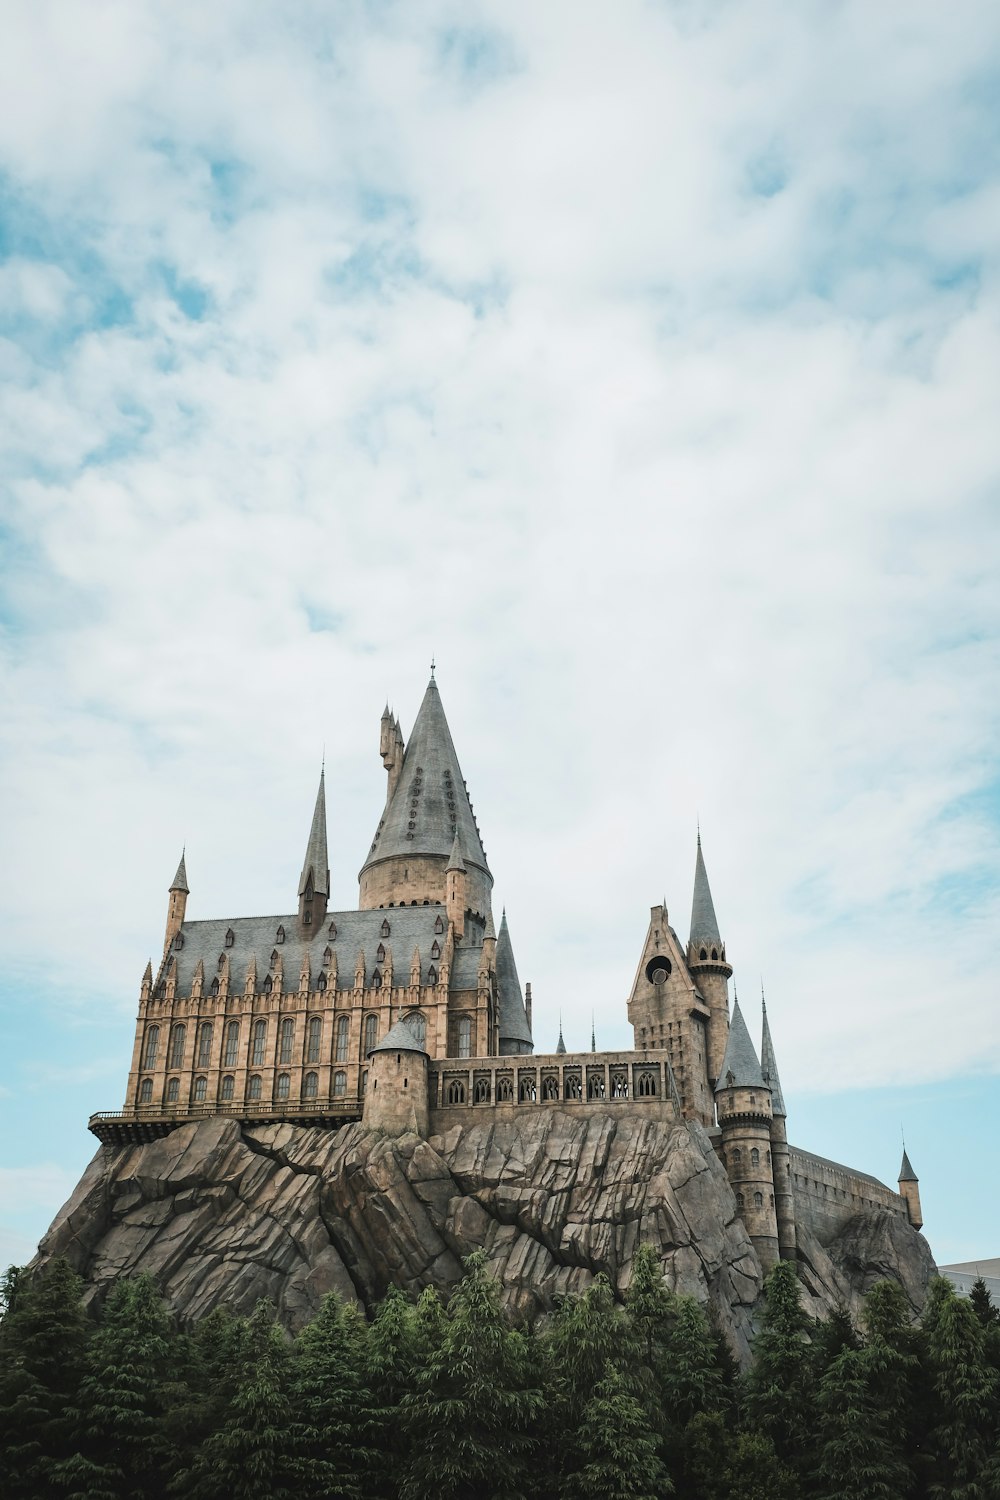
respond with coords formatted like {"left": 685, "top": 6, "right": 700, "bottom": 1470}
{"left": 430, "top": 655, "right": 436, "bottom": 680}
{"left": 556, "top": 1009, "right": 567, "bottom": 1055}
{"left": 591, "top": 1011, "right": 596, "bottom": 1053}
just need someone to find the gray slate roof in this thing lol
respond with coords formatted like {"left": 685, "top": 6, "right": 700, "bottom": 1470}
{"left": 360, "top": 677, "right": 491, "bottom": 880}
{"left": 899, "top": 1148, "right": 918, "bottom": 1183}
{"left": 446, "top": 830, "right": 466, "bottom": 871}
{"left": 496, "top": 910, "right": 533, "bottom": 1048}
{"left": 689, "top": 833, "right": 722, "bottom": 946}
{"left": 371, "top": 1016, "right": 427, "bottom": 1056}
{"left": 170, "top": 851, "right": 189, "bottom": 894}
{"left": 299, "top": 769, "right": 330, "bottom": 898}
{"left": 715, "top": 997, "right": 765, "bottom": 1091}
{"left": 760, "top": 999, "right": 787, "bottom": 1117}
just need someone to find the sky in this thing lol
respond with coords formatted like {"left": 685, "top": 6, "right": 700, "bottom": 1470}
{"left": 1, "top": 0, "right": 998, "bottom": 1271}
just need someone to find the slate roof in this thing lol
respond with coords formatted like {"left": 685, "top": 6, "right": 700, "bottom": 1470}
{"left": 360, "top": 677, "right": 491, "bottom": 880}
{"left": 370, "top": 1016, "right": 427, "bottom": 1056}
{"left": 689, "top": 833, "right": 722, "bottom": 946}
{"left": 899, "top": 1148, "right": 918, "bottom": 1183}
{"left": 791, "top": 1147, "right": 892, "bottom": 1193}
{"left": 299, "top": 769, "right": 330, "bottom": 898}
{"left": 496, "top": 909, "right": 533, "bottom": 1048}
{"left": 760, "top": 998, "right": 787, "bottom": 1117}
{"left": 170, "top": 851, "right": 189, "bottom": 894}
{"left": 715, "top": 997, "right": 765, "bottom": 1091}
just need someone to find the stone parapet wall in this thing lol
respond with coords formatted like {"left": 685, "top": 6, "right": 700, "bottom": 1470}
{"left": 790, "top": 1145, "right": 906, "bottom": 1244}
{"left": 429, "top": 1050, "right": 677, "bottom": 1116}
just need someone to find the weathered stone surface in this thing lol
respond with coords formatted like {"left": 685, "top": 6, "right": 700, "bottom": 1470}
{"left": 36, "top": 1112, "right": 934, "bottom": 1360}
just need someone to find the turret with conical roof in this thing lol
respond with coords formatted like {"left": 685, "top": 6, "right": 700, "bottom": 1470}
{"left": 687, "top": 831, "right": 733, "bottom": 1088}
{"left": 360, "top": 675, "right": 493, "bottom": 918}
{"left": 760, "top": 992, "right": 796, "bottom": 1262}
{"left": 445, "top": 829, "right": 467, "bottom": 938}
{"left": 496, "top": 909, "right": 533, "bottom": 1056}
{"left": 298, "top": 768, "right": 330, "bottom": 932}
{"left": 898, "top": 1145, "right": 923, "bottom": 1230}
{"left": 163, "top": 849, "right": 189, "bottom": 956}
{"left": 363, "top": 1015, "right": 429, "bottom": 1136}
{"left": 715, "top": 996, "right": 779, "bottom": 1270}
{"left": 556, "top": 1014, "right": 567, "bottom": 1055}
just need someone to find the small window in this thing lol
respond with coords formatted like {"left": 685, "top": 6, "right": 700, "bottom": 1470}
{"left": 251, "top": 1019, "right": 266, "bottom": 1066}
{"left": 336, "top": 1015, "right": 349, "bottom": 1061}
{"left": 564, "top": 1073, "right": 582, "bottom": 1100}
{"left": 275, "top": 1073, "right": 290, "bottom": 1100}
{"left": 317, "top": 972, "right": 327, "bottom": 992}
{"left": 380, "top": 919, "right": 390, "bottom": 937}
{"left": 247, "top": 1074, "right": 262, "bottom": 1101}
{"left": 637, "top": 1071, "right": 657, "bottom": 1098}
{"left": 166, "top": 1078, "right": 179, "bottom": 1103}
{"left": 323, "top": 945, "right": 333, "bottom": 964}
{"left": 736, "top": 1192, "right": 745, "bottom": 1209}
{"left": 225, "top": 928, "right": 235, "bottom": 949}
{"left": 754, "top": 1192, "right": 763, "bottom": 1209}
{"left": 732, "top": 1147, "right": 742, "bottom": 1164}
{"left": 377, "top": 943, "right": 386, "bottom": 963}
{"left": 138, "top": 1078, "right": 153, "bottom": 1104}
{"left": 372, "top": 969, "right": 383, "bottom": 988}
{"left": 174, "top": 932, "right": 184, "bottom": 950}
{"left": 220, "top": 1074, "right": 235, "bottom": 1101}
{"left": 302, "top": 1070, "right": 318, "bottom": 1100}
{"left": 279, "top": 1018, "right": 294, "bottom": 1064}
{"left": 474, "top": 1078, "right": 491, "bottom": 1103}
{"left": 193, "top": 1076, "right": 207, "bottom": 1103}
{"left": 430, "top": 940, "right": 441, "bottom": 960}
{"left": 143, "top": 1026, "right": 160, "bottom": 1069}
{"left": 333, "top": 1070, "right": 347, "bottom": 1098}
{"left": 699, "top": 947, "right": 707, "bottom": 960}
{"left": 307, "top": 1015, "right": 322, "bottom": 1063}
{"left": 276, "top": 925, "right": 285, "bottom": 944}
{"left": 434, "top": 915, "right": 445, "bottom": 934}
{"left": 751, "top": 1147, "right": 760, "bottom": 1168}
{"left": 408, "top": 1012, "right": 426, "bottom": 1048}
{"left": 360, "top": 1069, "right": 368, "bottom": 1095}
{"left": 210, "top": 977, "right": 220, "bottom": 996}
{"left": 428, "top": 965, "right": 438, "bottom": 985}
{"left": 497, "top": 1077, "right": 514, "bottom": 1102}
{"left": 328, "top": 922, "right": 337, "bottom": 939}
{"left": 543, "top": 1076, "right": 559, "bottom": 1100}
{"left": 711, "top": 948, "right": 718, "bottom": 961}
{"left": 446, "top": 1079, "right": 466, "bottom": 1105}
{"left": 217, "top": 953, "right": 227, "bottom": 972}
{"left": 262, "top": 975, "right": 273, "bottom": 995}
{"left": 458, "top": 1017, "right": 472, "bottom": 1059}
{"left": 364, "top": 1015, "right": 378, "bottom": 1054}
{"left": 519, "top": 1077, "right": 537, "bottom": 1102}
{"left": 224, "top": 1021, "right": 239, "bottom": 1067}
{"left": 168, "top": 1024, "right": 185, "bottom": 1070}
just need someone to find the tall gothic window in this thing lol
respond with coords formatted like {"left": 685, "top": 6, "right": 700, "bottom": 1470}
{"left": 458, "top": 1017, "right": 472, "bottom": 1059}
{"left": 166, "top": 1078, "right": 179, "bottom": 1103}
{"left": 333, "top": 1070, "right": 347, "bottom": 1097}
{"left": 408, "top": 1012, "right": 427, "bottom": 1048}
{"left": 275, "top": 1073, "right": 290, "bottom": 1100}
{"left": 335, "top": 1016, "right": 349, "bottom": 1062}
{"left": 168, "top": 1025, "right": 185, "bottom": 1070}
{"left": 251, "top": 1019, "right": 267, "bottom": 1066}
{"left": 363, "top": 1015, "right": 378, "bottom": 1055}
{"left": 220, "top": 1075, "right": 235, "bottom": 1101}
{"left": 142, "top": 1026, "right": 160, "bottom": 1069}
{"left": 306, "top": 1016, "right": 322, "bottom": 1063}
{"left": 279, "top": 1018, "right": 294, "bottom": 1065}
{"left": 223, "top": 1021, "right": 239, "bottom": 1068}
{"left": 302, "top": 1071, "right": 318, "bottom": 1099}
{"left": 247, "top": 1074, "right": 262, "bottom": 1100}
{"left": 193, "top": 1076, "right": 207, "bottom": 1103}
{"left": 196, "top": 1023, "right": 213, "bottom": 1069}
{"left": 138, "top": 1078, "right": 153, "bottom": 1104}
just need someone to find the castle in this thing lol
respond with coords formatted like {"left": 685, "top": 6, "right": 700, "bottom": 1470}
{"left": 91, "top": 671, "right": 923, "bottom": 1272}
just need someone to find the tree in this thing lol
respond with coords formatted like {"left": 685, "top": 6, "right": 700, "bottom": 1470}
{"left": 922, "top": 1277, "right": 1000, "bottom": 1500}
{"left": 739, "top": 1260, "right": 816, "bottom": 1473}
{"left": 367, "top": 1284, "right": 425, "bottom": 1498}
{"left": 400, "top": 1252, "right": 542, "bottom": 1500}
{"left": 814, "top": 1345, "right": 913, "bottom": 1500}
{"left": 562, "top": 1361, "right": 671, "bottom": 1500}
{"left": 286, "top": 1294, "right": 378, "bottom": 1500}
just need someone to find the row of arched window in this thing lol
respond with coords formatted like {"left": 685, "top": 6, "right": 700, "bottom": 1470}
{"left": 722, "top": 1147, "right": 771, "bottom": 1169}
{"left": 141, "top": 1011, "right": 424, "bottom": 1074}
{"left": 443, "top": 1069, "right": 659, "bottom": 1107}
{"left": 137, "top": 1069, "right": 357, "bottom": 1107}
{"left": 734, "top": 1191, "right": 772, "bottom": 1211}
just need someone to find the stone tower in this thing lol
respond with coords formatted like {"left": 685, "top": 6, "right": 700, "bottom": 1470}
{"left": 163, "top": 852, "right": 189, "bottom": 957}
{"left": 363, "top": 1016, "right": 429, "bottom": 1136}
{"left": 686, "top": 832, "right": 732, "bottom": 1088}
{"left": 298, "top": 768, "right": 330, "bottom": 933}
{"left": 715, "top": 997, "right": 780, "bottom": 1270}
{"left": 898, "top": 1148, "right": 923, "bottom": 1231}
{"left": 626, "top": 903, "right": 714, "bottom": 1127}
{"left": 760, "top": 994, "right": 796, "bottom": 1262}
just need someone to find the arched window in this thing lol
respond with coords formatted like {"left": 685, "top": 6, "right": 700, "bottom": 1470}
{"left": 754, "top": 1191, "right": 763, "bottom": 1209}
{"left": 360, "top": 1069, "right": 368, "bottom": 1095}
{"left": 307, "top": 1016, "right": 322, "bottom": 1063}
{"left": 458, "top": 1017, "right": 472, "bottom": 1059}
{"left": 699, "top": 947, "right": 707, "bottom": 960}
{"left": 364, "top": 1015, "right": 378, "bottom": 1055}
{"left": 221, "top": 1075, "right": 234, "bottom": 1101}
{"left": 711, "top": 948, "right": 718, "bottom": 961}
{"left": 139, "top": 1078, "right": 153, "bottom": 1105}
{"left": 168, "top": 1024, "right": 185, "bottom": 1070}
{"left": 276, "top": 925, "right": 285, "bottom": 944}
{"left": 427, "top": 966, "right": 438, "bottom": 985}
{"left": 323, "top": 945, "right": 333, "bottom": 965}
{"left": 317, "top": 971, "right": 327, "bottom": 992}
{"left": 166, "top": 1078, "right": 179, "bottom": 1103}
{"left": 376, "top": 943, "right": 386, "bottom": 963}
{"left": 210, "top": 977, "right": 220, "bottom": 996}
{"left": 196, "top": 1023, "right": 213, "bottom": 1069}
{"left": 302, "top": 1071, "right": 318, "bottom": 1100}
{"left": 333, "top": 1070, "right": 347, "bottom": 1098}
{"left": 174, "top": 932, "right": 184, "bottom": 950}
{"left": 407, "top": 1013, "right": 426, "bottom": 1048}
{"left": 736, "top": 1192, "right": 745, "bottom": 1209}
{"left": 430, "top": 939, "right": 441, "bottom": 960}
{"left": 519, "top": 1077, "right": 537, "bottom": 1102}
{"left": 751, "top": 1147, "right": 760, "bottom": 1168}
{"left": 611, "top": 1071, "right": 629, "bottom": 1099}
{"left": 193, "top": 1076, "right": 207, "bottom": 1103}
{"left": 542, "top": 1076, "right": 559, "bottom": 1101}
{"left": 446, "top": 1079, "right": 466, "bottom": 1105}
{"left": 732, "top": 1147, "right": 742, "bottom": 1164}
{"left": 275, "top": 1073, "right": 290, "bottom": 1100}
{"left": 637, "top": 1071, "right": 657, "bottom": 1098}
{"left": 247, "top": 1074, "right": 262, "bottom": 1100}
{"left": 270, "top": 949, "right": 279, "bottom": 969}
{"left": 251, "top": 1019, "right": 266, "bottom": 1066}
{"left": 225, "top": 928, "right": 235, "bottom": 948}
{"left": 380, "top": 918, "right": 390, "bottom": 937}
{"left": 328, "top": 922, "right": 337, "bottom": 939}
{"left": 279, "top": 1018, "right": 294, "bottom": 1064}
{"left": 223, "top": 1021, "right": 239, "bottom": 1068}
{"left": 766, "top": 1151, "right": 771, "bottom": 1167}
{"left": 142, "top": 1026, "right": 160, "bottom": 1068}
{"left": 335, "top": 1016, "right": 349, "bottom": 1062}
{"left": 564, "top": 1072, "right": 582, "bottom": 1100}
{"left": 262, "top": 975, "right": 273, "bottom": 995}
{"left": 497, "top": 1076, "right": 514, "bottom": 1102}
{"left": 217, "top": 953, "right": 227, "bottom": 972}
{"left": 372, "top": 969, "right": 383, "bottom": 988}
{"left": 474, "top": 1078, "right": 491, "bottom": 1103}
{"left": 434, "top": 915, "right": 445, "bottom": 934}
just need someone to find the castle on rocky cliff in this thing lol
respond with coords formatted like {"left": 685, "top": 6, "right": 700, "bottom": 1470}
{"left": 91, "top": 672, "right": 923, "bottom": 1272}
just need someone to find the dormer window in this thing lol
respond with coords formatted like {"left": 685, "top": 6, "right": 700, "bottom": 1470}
{"left": 225, "top": 928, "right": 235, "bottom": 949}
{"left": 217, "top": 953, "right": 226, "bottom": 972}
{"left": 380, "top": 919, "right": 390, "bottom": 937}
{"left": 262, "top": 975, "right": 273, "bottom": 995}
{"left": 434, "top": 915, "right": 445, "bottom": 935}
{"left": 328, "top": 922, "right": 337, "bottom": 939}
{"left": 174, "top": 932, "right": 184, "bottom": 950}
{"left": 276, "top": 925, "right": 285, "bottom": 944}
{"left": 323, "top": 945, "right": 333, "bottom": 965}
{"left": 317, "top": 972, "right": 327, "bottom": 992}
{"left": 376, "top": 943, "right": 386, "bottom": 963}
{"left": 210, "top": 977, "right": 220, "bottom": 996}
{"left": 430, "top": 940, "right": 441, "bottom": 960}
{"left": 270, "top": 949, "right": 279, "bottom": 968}
{"left": 372, "top": 969, "right": 382, "bottom": 988}
{"left": 427, "top": 965, "right": 438, "bottom": 985}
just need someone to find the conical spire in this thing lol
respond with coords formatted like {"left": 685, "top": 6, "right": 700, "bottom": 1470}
{"left": 760, "top": 991, "right": 787, "bottom": 1117}
{"left": 715, "top": 995, "right": 764, "bottom": 1092}
{"left": 447, "top": 829, "right": 466, "bottom": 872}
{"left": 556, "top": 1012, "right": 567, "bottom": 1055}
{"left": 898, "top": 1147, "right": 918, "bottom": 1183}
{"left": 496, "top": 909, "right": 532, "bottom": 1049}
{"left": 299, "top": 768, "right": 330, "bottom": 898}
{"left": 591, "top": 1013, "right": 596, "bottom": 1052}
{"left": 689, "top": 830, "right": 722, "bottom": 947}
{"left": 169, "top": 850, "right": 189, "bottom": 893}
{"left": 361, "top": 676, "right": 490, "bottom": 879}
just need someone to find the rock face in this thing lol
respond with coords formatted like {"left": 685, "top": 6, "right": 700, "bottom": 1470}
{"left": 37, "top": 1112, "right": 933, "bottom": 1360}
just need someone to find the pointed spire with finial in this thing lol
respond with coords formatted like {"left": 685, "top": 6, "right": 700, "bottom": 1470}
{"left": 447, "top": 829, "right": 466, "bottom": 872}
{"left": 689, "top": 828, "right": 722, "bottom": 948}
{"left": 898, "top": 1143, "right": 918, "bottom": 1182}
{"left": 169, "top": 849, "right": 189, "bottom": 894}
{"left": 759, "top": 984, "right": 787, "bottom": 1117}
{"left": 715, "top": 993, "right": 765, "bottom": 1092}
{"left": 591, "top": 1013, "right": 596, "bottom": 1053}
{"left": 299, "top": 767, "right": 330, "bottom": 899}
{"left": 556, "top": 1011, "right": 567, "bottom": 1055}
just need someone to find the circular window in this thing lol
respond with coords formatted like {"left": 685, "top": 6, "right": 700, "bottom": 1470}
{"left": 646, "top": 957, "right": 672, "bottom": 984}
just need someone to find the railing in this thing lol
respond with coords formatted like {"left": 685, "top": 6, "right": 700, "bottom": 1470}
{"left": 88, "top": 1096, "right": 362, "bottom": 1143}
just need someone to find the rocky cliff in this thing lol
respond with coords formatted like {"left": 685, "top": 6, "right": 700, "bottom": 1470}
{"left": 37, "top": 1111, "right": 934, "bottom": 1360}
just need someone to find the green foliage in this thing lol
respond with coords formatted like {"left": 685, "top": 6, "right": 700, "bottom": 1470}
{"left": 562, "top": 1361, "right": 672, "bottom": 1500}
{"left": 921, "top": 1277, "right": 1000, "bottom": 1500}
{"left": 739, "top": 1258, "right": 816, "bottom": 1471}
{"left": 286, "top": 1294, "right": 378, "bottom": 1500}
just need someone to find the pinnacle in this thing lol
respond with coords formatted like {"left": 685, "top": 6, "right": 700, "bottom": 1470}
{"left": 170, "top": 849, "right": 189, "bottom": 894}
{"left": 689, "top": 829, "right": 722, "bottom": 947}
{"left": 299, "top": 767, "right": 330, "bottom": 899}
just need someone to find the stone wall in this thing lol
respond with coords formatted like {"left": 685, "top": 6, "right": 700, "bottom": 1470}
{"left": 791, "top": 1146, "right": 907, "bottom": 1244}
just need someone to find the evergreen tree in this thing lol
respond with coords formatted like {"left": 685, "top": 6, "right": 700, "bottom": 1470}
{"left": 562, "top": 1361, "right": 672, "bottom": 1500}
{"left": 922, "top": 1277, "right": 1000, "bottom": 1500}
{"left": 811, "top": 1304, "right": 861, "bottom": 1370}
{"left": 286, "top": 1294, "right": 378, "bottom": 1500}
{"left": 739, "top": 1260, "right": 815, "bottom": 1474}
{"left": 57, "top": 1274, "right": 174, "bottom": 1500}
{"left": 723, "top": 1431, "right": 797, "bottom": 1500}
{"left": 969, "top": 1278, "right": 1000, "bottom": 1332}
{"left": 625, "top": 1243, "right": 678, "bottom": 1372}
{"left": 400, "top": 1251, "right": 542, "bottom": 1500}
{"left": 815, "top": 1345, "right": 912, "bottom": 1500}
{"left": 0, "top": 1257, "right": 92, "bottom": 1499}
{"left": 367, "top": 1284, "right": 425, "bottom": 1498}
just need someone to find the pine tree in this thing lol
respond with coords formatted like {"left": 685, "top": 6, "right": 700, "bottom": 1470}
{"left": 739, "top": 1259, "right": 815, "bottom": 1473}
{"left": 57, "top": 1274, "right": 174, "bottom": 1499}
{"left": 562, "top": 1361, "right": 672, "bottom": 1500}
{"left": 625, "top": 1243, "right": 678, "bottom": 1371}
{"left": 286, "top": 1294, "right": 378, "bottom": 1500}
{"left": 0, "top": 1257, "right": 92, "bottom": 1499}
{"left": 367, "top": 1284, "right": 424, "bottom": 1498}
{"left": 723, "top": 1431, "right": 797, "bottom": 1500}
{"left": 400, "top": 1251, "right": 542, "bottom": 1500}
{"left": 922, "top": 1277, "right": 1000, "bottom": 1500}
{"left": 815, "top": 1345, "right": 912, "bottom": 1500}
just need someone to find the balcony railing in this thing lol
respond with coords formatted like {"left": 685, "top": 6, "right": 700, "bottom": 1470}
{"left": 88, "top": 1096, "right": 362, "bottom": 1145}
